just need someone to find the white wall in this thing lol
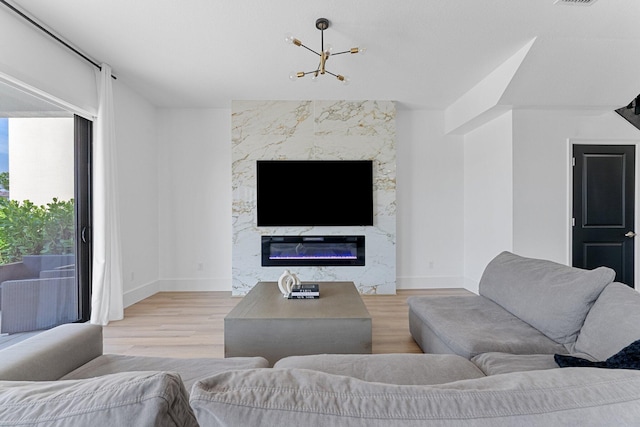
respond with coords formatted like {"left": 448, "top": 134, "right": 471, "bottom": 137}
{"left": 9, "top": 118, "right": 74, "bottom": 205}
{"left": 0, "top": 8, "right": 97, "bottom": 117}
{"left": 156, "top": 104, "right": 637, "bottom": 296}
{"left": 0, "top": 5, "right": 164, "bottom": 305}
{"left": 459, "top": 108, "right": 640, "bottom": 292}
{"left": 463, "top": 111, "right": 514, "bottom": 292}
{"left": 156, "top": 108, "right": 232, "bottom": 292}
{"left": 396, "top": 109, "right": 465, "bottom": 288}
{"left": 95, "top": 102, "right": 640, "bottom": 302}
{"left": 1, "top": 1, "right": 471, "bottom": 300}
{"left": 512, "top": 109, "right": 640, "bottom": 265}
{"left": 7, "top": 2, "right": 639, "bottom": 301}
{"left": 113, "top": 82, "right": 161, "bottom": 306}
{"left": 150, "top": 107, "right": 469, "bottom": 294}
{"left": 155, "top": 105, "right": 639, "bottom": 296}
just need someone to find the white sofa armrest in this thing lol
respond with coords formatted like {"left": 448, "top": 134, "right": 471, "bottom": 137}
{"left": 0, "top": 323, "right": 102, "bottom": 381}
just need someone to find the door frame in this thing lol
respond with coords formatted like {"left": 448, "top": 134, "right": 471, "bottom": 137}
{"left": 0, "top": 74, "right": 95, "bottom": 321}
{"left": 567, "top": 138, "right": 640, "bottom": 288}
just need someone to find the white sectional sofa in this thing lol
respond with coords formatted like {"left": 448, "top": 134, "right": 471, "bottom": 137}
{"left": 408, "top": 251, "right": 640, "bottom": 375}
{"left": 2, "top": 251, "right": 640, "bottom": 425}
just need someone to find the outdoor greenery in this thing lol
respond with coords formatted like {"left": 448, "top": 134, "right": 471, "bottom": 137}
{"left": 0, "top": 197, "right": 74, "bottom": 264}
{"left": 0, "top": 171, "right": 8, "bottom": 190}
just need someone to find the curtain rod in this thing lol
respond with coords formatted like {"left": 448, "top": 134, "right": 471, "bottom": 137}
{"left": 1, "top": 0, "right": 116, "bottom": 80}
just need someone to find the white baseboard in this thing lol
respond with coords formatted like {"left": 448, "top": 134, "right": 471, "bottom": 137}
{"left": 123, "top": 276, "right": 480, "bottom": 307}
{"left": 158, "top": 278, "right": 230, "bottom": 292}
{"left": 123, "top": 278, "right": 231, "bottom": 308}
{"left": 123, "top": 281, "right": 161, "bottom": 308}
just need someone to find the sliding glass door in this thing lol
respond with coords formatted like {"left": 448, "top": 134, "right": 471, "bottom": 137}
{"left": 0, "top": 82, "right": 91, "bottom": 337}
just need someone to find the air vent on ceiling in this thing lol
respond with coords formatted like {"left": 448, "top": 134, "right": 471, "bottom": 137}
{"left": 554, "top": 0, "right": 598, "bottom": 5}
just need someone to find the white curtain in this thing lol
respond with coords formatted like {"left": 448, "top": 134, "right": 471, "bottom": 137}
{"left": 90, "top": 63, "right": 124, "bottom": 325}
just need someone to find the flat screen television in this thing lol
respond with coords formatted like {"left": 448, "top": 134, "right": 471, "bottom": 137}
{"left": 256, "top": 160, "right": 374, "bottom": 227}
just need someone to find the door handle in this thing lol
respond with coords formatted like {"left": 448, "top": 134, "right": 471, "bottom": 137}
{"left": 625, "top": 231, "right": 636, "bottom": 238}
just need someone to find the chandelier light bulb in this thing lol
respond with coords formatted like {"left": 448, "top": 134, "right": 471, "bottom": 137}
{"left": 289, "top": 71, "right": 299, "bottom": 81}
{"left": 284, "top": 33, "right": 295, "bottom": 44}
{"left": 357, "top": 46, "right": 367, "bottom": 55}
{"left": 338, "top": 75, "right": 351, "bottom": 85}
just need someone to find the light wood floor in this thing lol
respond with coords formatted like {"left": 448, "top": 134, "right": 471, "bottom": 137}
{"left": 103, "top": 288, "right": 472, "bottom": 358}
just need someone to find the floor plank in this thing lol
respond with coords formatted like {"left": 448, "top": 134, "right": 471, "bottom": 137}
{"left": 103, "top": 288, "right": 473, "bottom": 358}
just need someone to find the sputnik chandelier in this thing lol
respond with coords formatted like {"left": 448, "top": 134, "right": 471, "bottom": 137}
{"left": 286, "top": 18, "right": 365, "bottom": 84}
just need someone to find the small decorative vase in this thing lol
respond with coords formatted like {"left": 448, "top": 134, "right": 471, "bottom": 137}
{"left": 278, "top": 270, "right": 301, "bottom": 297}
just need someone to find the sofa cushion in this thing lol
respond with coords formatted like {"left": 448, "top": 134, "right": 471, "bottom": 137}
{"left": 407, "top": 295, "right": 567, "bottom": 359}
{"left": 479, "top": 251, "right": 614, "bottom": 345}
{"left": 274, "top": 353, "right": 485, "bottom": 385}
{"left": 0, "top": 371, "right": 198, "bottom": 426}
{"left": 471, "top": 352, "right": 582, "bottom": 375}
{"left": 190, "top": 367, "right": 640, "bottom": 426}
{"left": 574, "top": 282, "right": 640, "bottom": 360}
{"left": 61, "top": 354, "right": 269, "bottom": 393}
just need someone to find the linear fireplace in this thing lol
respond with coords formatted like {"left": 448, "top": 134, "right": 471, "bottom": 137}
{"left": 261, "top": 235, "right": 365, "bottom": 267}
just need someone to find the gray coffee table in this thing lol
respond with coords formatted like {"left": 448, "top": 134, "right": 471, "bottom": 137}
{"left": 224, "top": 281, "right": 372, "bottom": 366}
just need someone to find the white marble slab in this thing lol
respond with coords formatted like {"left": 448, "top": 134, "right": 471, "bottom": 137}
{"left": 232, "top": 100, "right": 396, "bottom": 295}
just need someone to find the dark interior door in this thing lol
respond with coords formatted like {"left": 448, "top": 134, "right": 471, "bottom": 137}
{"left": 573, "top": 144, "right": 635, "bottom": 287}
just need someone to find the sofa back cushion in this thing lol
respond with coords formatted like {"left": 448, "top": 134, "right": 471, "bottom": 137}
{"left": 190, "top": 368, "right": 640, "bottom": 426}
{"left": 61, "top": 354, "right": 269, "bottom": 393}
{"left": 274, "top": 353, "right": 485, "bottom": 385}
{"left": 479, "top": 251, "right": 615, "bottom": 344}
{"left": 0, "top": 371, "right": 198, "bottom": 426}
{"left": 574, "top": 282, "right": 640, "bottom": 360}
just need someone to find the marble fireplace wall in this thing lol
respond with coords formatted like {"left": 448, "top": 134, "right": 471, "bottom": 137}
{"left": 231, "top": 100, "right": 396, "bottom": 295}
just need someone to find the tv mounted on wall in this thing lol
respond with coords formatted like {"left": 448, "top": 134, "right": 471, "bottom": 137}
{"left": 256, "top": 160, "right": 374, "bottom": 227}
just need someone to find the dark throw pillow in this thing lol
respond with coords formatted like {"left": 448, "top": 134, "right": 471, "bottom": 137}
{"left": 555, "top": 339, "right": 640, "bottom": 370}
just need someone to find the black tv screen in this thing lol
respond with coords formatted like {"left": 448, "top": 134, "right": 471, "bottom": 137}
{"left": 257, "top": 160, "right": 374, "bottom": 226}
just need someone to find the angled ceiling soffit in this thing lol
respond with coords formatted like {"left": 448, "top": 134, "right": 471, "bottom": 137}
{"left": 444, "top": 38, "right": 536, "bottom": 135}
{"left": 499, "top": 37, "right": 640, "bottom": 111}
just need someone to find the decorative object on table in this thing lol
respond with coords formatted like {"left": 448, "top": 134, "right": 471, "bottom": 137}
{"left": 278, "top": 269, "right": 301, "bottom": 297}
{"left": 285, "top": 17, "right": 365, "bottom": 84}
{"left": 288, "top": 283, "right": 320, "bottom": 299}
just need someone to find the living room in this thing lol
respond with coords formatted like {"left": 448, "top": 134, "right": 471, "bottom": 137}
{"left": 4, "top": 1, "right": 640, "bottom": 309}
{"left": 3, "top": 1, "right": 640, "bottom": 424}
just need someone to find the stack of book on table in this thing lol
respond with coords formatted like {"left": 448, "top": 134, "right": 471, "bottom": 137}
{"left": 288, "top": 283, "right": 320, "bottom": 299}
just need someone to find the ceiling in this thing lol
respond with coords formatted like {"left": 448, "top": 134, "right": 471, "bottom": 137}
{"left": 6, "top": 0, "right": 640, "bottom": 110}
